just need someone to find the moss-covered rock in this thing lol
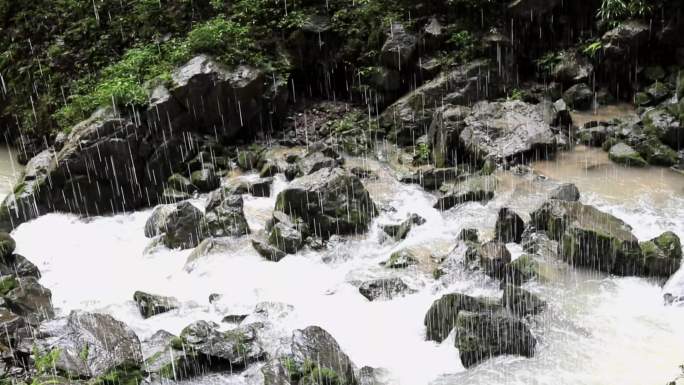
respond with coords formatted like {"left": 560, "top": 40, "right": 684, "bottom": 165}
{"left": 501, "top": 285, "right": 546, "bottom": 317}
{"left": 531, "top": 200, "right": 643, "bottom": 275}
{"left": 640, "top": 231, "right": 682, "bottom": 278}
{"left": 608, "top": 142, "right": 648, "bottom": 167}
{"left": 635, "top": 138, "right": 679, "bottom": 166}
{"left": 383, "top": 249, "right": 419, "bottom": 269}
{"left": 454, "top": 310, "right": 536, "bottom": 368}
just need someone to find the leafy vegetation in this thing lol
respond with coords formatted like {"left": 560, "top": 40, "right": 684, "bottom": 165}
{"left": 597, "top": 0, "right": 653, "bottom": 25}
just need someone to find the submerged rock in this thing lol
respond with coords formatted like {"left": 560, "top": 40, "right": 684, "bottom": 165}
{"left": 358, "top": 278, "right": 415, "bottom": 301}
{"left": 381, "top": 213, "right": 426, "bottom": 241}
{"left": 382, "top": 249, "right": 419, "bottom": 269}
{"left": 434, "top": 175, "right": 498, "bottom": 210}
{"left": 252, "top": 238, "right": 287, "bottom": 262}
{"left": 133, "top": 291, "right": 179, "bottom": 319}
{"left": 275, "top": 168, "right": 376, "bottom": 239}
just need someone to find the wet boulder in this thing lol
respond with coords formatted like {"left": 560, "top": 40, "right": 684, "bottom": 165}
{"left": 133, "top": 291, "right": 180, "bottom": 319}
{"left": 44, "top": 109, "right": 148, "bottom": 215}
{"left": 275, "top": 168, "right": 376, "bottom": 239}
{"left": 478, "top": 241, "right": 512, "bottom": 279}
{"left": 454, "top": 310, "right": 536, "bottom": 367}
{"left": 252, "top": 238, "right": 287, "bottom": 262}
{"left": 433, "top": 101, "right": 557, "bottom": 166}
{"left": 166, "top": 55, "right": 265, "bottom": 138}
{"left": 358, "top": 278, "right": 415, "bottom": 301}
{"left": 521, "top": 230, "right": 559, "bottom": 259}
{"left": 177, "top": 320, "right": 265, "bottom": 370}
{"left": 501, "top": 285, "right": 546, "bottom": 316}
{"left": 290, "top": 326, "right": 356, "bottom": 385}
{"left": 549, "top": 183, "right": 580, "bottom": 201}
{"left": 0, "top": 149, "right": 53, "bottom": 232}
{"left": 562, "top": 83, "right": 593, "bottom": 110}
{"left": 608, "top": 142, "right": 648, "bottom": 167}
{"left": 635, "top": 138, "right": 678, "bottom": 167}
{"left": 248, "top": 177, "right": 273, "bottom": 197}
{"left": 602, "top": 20, "right": 649, "bottom": 58}
{"left": 531, "top": 200, "right": 643, "bottom": 275}
{"left": 382, "top": 249, "right": 419, "bottom": 269}
{"left": 640, "top": 231, "right": 682, "bottom": 278}
{"left": 5, "top": 277, "right": 54, "bottom": 324}
{"left": 298, "top": 149, "right": 343, "bottom": 176}
{"left": 167, "top": 174, "right": 198, "bottom": 194}
{"left": 495, "top": 208, "right": 525, "bottom": 243}
{"left": 36, "top": 311, "right": 143, "bottom": 379}
{"left": 268, "top": 222, "right": 303, "bottom": 254}
{"left": 504, "top": 254, "right": 546, "bottom": 285}
{"left": 205, "top": 194, "right": 250, "bottom": 237}
{"left": 190, "top": 167, "right": 220, "bottom": 192}
{"left": 381, "top": 23, "right": 418, "bottom": 70}
{"left": 550, "top": 49, "right": 594, "bottom": 84}
{"left": 0, "top": 253, "right": 41, "bottom": 279}
{"left": 400, "top": 167, "right": 461, "bottom": 191}
{"left": 380, "top": 60, "right": 499, "bottom": 146}
{"left": 0, "top": 232, "right": 16, "bottom": 258}
{"left": 381, "top": 213, "right": 426, "bottom": 241}
{"left": 146, "top": 202, "right": 207, "bottom": 250}
{"left": 424, "top": 293, "right": 501, "bottom": 343}
{"left": 643, "top": 108, "right": 683, "bottom": 150}
{"left": 434, "top": 175, "right": 498, "bottom": 210}
{"left": 458, "top": 228, "right": 479, "bottom": 243}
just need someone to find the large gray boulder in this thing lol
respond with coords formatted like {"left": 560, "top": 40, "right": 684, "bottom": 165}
{"left": 36, "top": 311, "right": 143, "bottom": 379}
{"left": 275, "top": 168, "right": 376, "bottom": 239}
{"left": 145, "top": 202, "right": 207, "bottom": 250}
{"left": 154, "top": 55, "right": 265, "bottom": 137}
{"left": 531, "top": 200, "right": 643, "bottom": 275}
{"left": 430, "top": 101, "right": 557, "bottom": 167}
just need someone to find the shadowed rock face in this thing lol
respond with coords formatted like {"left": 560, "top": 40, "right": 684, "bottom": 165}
{"left": 275, "top": 167, "right": 377, "bottom": 239}
{"left": 1, "top": 55, "right": 269, "bottom": 228}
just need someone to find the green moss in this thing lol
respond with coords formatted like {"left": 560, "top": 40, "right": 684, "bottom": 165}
{"left": 0, "top": 276, "right": 17, "bottom": 296}
{"left": 33, "top": 347, "right": 61, "bottom": 375}
{"left": 169, "top": 336, "right": 185, "bottom": 350}
{"left": 91, "top": 367, "right": 143, "bottom": 385}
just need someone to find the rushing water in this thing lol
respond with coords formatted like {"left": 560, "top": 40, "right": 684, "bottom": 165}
{"left": 8, "top": 143, "right": 684, "bottom": 385}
